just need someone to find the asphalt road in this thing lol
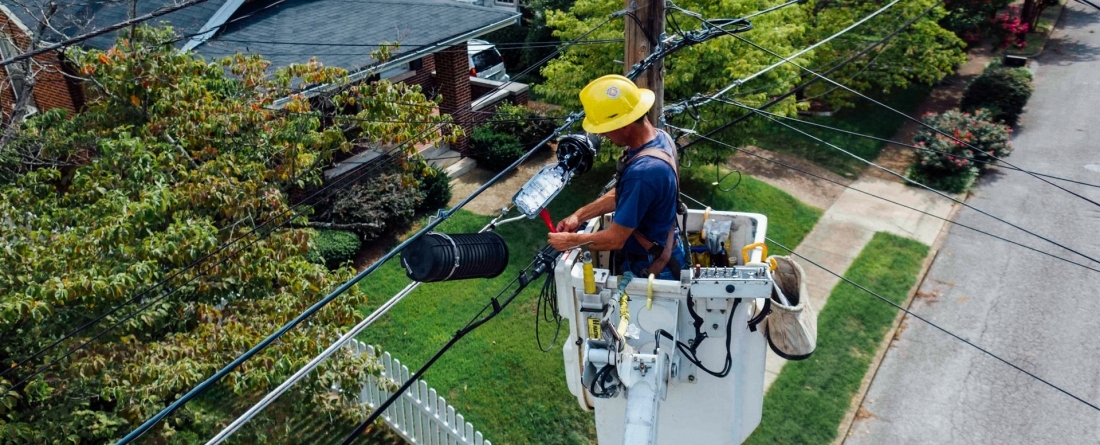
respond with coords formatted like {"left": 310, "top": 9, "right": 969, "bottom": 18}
{"left": 845, "top": 3, "right": 1100, "bottom": 444}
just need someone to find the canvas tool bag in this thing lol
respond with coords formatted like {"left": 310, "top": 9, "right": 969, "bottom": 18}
{"left": 760, "top": 255, "right": 818, "bottom": 360}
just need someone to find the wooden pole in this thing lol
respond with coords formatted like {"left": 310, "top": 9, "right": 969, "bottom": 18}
{"left": 623, "top": 0, "right": 665, "bottom": 126}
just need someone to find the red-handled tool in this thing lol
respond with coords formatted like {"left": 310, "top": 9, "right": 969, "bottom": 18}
{"left": 539, "top": 208, "right": 557, "bottom": 233}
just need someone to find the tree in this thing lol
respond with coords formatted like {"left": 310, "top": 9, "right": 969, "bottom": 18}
{"left": 0, "top": 26, "right": 458, "bottom": 443}
{"left": 536, "top": 0, "right": 965, "bottom": 161}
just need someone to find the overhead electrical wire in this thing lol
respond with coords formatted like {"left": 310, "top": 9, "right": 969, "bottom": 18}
{"left": 667, "top": 124, "right": 1100, "bottom": 275}
{"left": 719, "top": 31, "right": 1100, "bottom": 209}
{"left": 747, "top": 106, "right": 1100, "bottom": 189}
{"left": 675, "top": 0, "right": 947, "bottom": 154}
{"left": 677, "top": 191, "right": 1100, "bottom": 413}
{"left": 720, "top": 97, "right": 1100, "bottom": 266}
{"left": 114, "top": 11, "right": 624, "bottom": 443}
{"left": 0, "top": 0, "right": 216, "bottom": 68}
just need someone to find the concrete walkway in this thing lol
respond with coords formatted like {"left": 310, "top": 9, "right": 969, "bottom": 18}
{"left": 763, "top": 177, "right": 955, "bottom": 388}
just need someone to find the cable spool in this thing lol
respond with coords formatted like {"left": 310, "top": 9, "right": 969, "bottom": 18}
{"left": 401, "top": 232, "right": 510, "bottom": 282}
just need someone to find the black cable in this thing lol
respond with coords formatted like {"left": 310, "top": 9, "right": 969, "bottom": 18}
{"left": 724, "top": 32, "right": 1100, "bottom": 209}
{"left": 535, "top": 272, "right": 563, "bottom": 353}
{"left": 670, "top": 126, "right": 1100, "bottom": 275}
{"left": 762, "top": 236, "right": 1100, "bottom": 413}
{"left": 676, "top": 0, "right": 946, "bottom": 154}
{"left": 339, "top": 247, "right": 560, "bottom": 444}
{"left": 0, "top": 0, "right": 216, "bottom": 68}
{"left": 724, "top": 98, "right": 1100, "bottom": 267}
{"left": 750, "top": 107, "right": 1100, "bottom": 189}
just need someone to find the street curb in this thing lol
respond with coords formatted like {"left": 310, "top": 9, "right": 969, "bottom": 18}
{"left": 833, "top": 198, "right": 964, "bottom": 445}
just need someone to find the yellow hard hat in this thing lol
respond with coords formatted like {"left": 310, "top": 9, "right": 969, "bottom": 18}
{"left": 579, "top": 74, "right": 655, "bottom": 134}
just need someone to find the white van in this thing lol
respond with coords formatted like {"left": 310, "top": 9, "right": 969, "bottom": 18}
{"left": 467, "top": 39, "right": 510, "bottom": 82}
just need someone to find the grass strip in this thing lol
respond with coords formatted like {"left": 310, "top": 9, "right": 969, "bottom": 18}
{"left": 746, "top": 232, "right": 929, "bottom": 445}
{"left": 743, "top": 84, "right": 932, "bottom": 178}
{"left": 353, "top": 160, "right": 821, "bottom": 444}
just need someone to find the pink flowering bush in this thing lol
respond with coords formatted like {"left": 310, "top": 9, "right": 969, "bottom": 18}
{"left": 995, "top": 6, "right": 1030, "bottom": 48}
{"left": 907, "top": 109, "right": 1013, "bottom": 193}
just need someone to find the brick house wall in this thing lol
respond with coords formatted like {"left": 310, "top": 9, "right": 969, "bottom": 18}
{"left": 405, "top": 54, "right": 436, "bottom": 96}
{"left": 0, "top": 8, "right": 83, "bottom": 124}
{"left": 433, "top": 42, "right": 472, "bottom": 153}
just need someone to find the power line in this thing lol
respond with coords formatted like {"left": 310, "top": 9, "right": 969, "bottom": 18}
{"left": 745, "top": 107, "right": 1100, "bottom": 189}
{"left": 0, "top": 0, "right": 216, "bottom": 68}
{"left": 722, "top": 32, "right": 1100, "bottom": 209}
{"left": 675, "top": 0, "right": 946, "bottom": 154}
{"left": 721, "top": 98, "right": 1100, "bottom": 266}
{"left": 680, "top": 0, "right": 903, "bottom": 109}
{"left": 668, "top": 125, "right": 1100, "bottom": 275}
{"left": 760, "top": 235, "right": 1100, "bottom": 413}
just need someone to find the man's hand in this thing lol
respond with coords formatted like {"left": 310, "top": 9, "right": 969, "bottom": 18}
{"left": 548, "top": 232, "right": 576, "bottom": 252}
{"left": 556, "top": 214, "right": 581, "bottom": 233}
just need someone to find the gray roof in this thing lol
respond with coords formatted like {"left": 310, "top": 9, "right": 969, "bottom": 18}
{"left": 195, "top": 0, "right": 518, "bottom": 73}
{"left": 2, "top": 0, "right": 229, "bottom": 50}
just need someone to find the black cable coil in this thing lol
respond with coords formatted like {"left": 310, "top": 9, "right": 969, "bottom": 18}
{"left": 401, "top": 232, "right": 510, "bottom": 282}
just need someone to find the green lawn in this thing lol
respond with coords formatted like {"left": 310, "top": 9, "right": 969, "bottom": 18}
{"left": 741, "top": 84, "right": 932, "bottom": 178}
{"left": 352, "top": 160, "right": 822, "bottom": 444}
{"left": 745, "top": 232, "right": 930, "bottom": 445}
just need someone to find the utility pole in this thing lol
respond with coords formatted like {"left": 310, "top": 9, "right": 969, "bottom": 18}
{"left": 623, "top": 0, "right": 665, "bottom": 126}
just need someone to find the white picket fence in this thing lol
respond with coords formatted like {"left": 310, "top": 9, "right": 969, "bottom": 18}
{"left": 348, "top": 339, "right": 493, "bottom": 445}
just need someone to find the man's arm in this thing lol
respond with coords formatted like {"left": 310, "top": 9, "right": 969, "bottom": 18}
{"left": 555, "top": 189, "right": 617, "bottom": 232}
{"left": 548, "top": 221, "right": 633, "bottom": 252}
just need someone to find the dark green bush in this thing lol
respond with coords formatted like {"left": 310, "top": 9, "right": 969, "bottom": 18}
{"left": 961, "top": 65, "right": 1033, "bottom": 126}
{"left": 308, "top": 229, "right": 361, "bottom": 268}
{"left": 415, "top": 164, "right": 452, "bottom": 213}
{"left": 488, "top": 102, "right": 561, "bottom": 148}
{"left": 907, "top": 109, "right": 1011, "bottom": 193}
{"left": 470, "top": 125, "right": 526, "bottom": 172}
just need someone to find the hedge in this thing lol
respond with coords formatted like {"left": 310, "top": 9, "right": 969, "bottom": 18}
{"left": 309, "top": 229, "right": 361, "bottom": 268}
{"left": 961, "top": 64, "right": 1033, "bottom": 126}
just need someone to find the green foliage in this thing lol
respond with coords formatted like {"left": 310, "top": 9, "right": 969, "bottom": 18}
{"left": 309, "top": 230, "right": 362, "bottom": 268}
{"left": 961, "top": 64, "right": 1034, "bottom": 126}
{"left": 488, "top": 102, "right": 562, "bottom": 148}
{"left": 747, "top": 232, "right": 929, "bottom": 445}
{"left": 0, "top": 25, "right": 452, "bottom": 442}
{"left": 907, "top": 109, "right": 1011, "bottom": 193}
{"left": 537, "top": 0, "right": 965, "bottom": 162}
{"left": 941, "top": 0, "right": 1013, "bottom": 43}
{"left": 415, "top": 164, "right": 453, "bottom": 214}
{"left": 470, "top": 125, "right": 527, "bottom": 172}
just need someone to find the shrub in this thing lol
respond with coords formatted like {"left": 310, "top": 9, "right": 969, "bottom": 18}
{"left": 415, "top": 164, "right": 452, "bottom": 213}
{"left": 321, "top": 160, "right": 424, "bottom": 240}
{"left": 908, "top": 109, "right": 1012, "bottom": 193}
{"left": 308, "top": 229, "right": 362, "bottom": 268}
{"left": 942, "top": 0, "right": 1013, "bottom": 43}
{"left": 961, "top": 65, "right": 1033, "bottom": 126}
{"left": 488, "top": 102, "right": 561, "bottom": 148}
{"left": 470, "top": 125, "right": 526, "bottom": 172}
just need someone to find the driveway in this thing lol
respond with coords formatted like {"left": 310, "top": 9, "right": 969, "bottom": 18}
{"left": 844, "top": 3, "right": 1100, "bottom": 444}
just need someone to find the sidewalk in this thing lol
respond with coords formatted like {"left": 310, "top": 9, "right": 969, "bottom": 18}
{"left": 763, "top": 177, "right": 955, "bottom": 388}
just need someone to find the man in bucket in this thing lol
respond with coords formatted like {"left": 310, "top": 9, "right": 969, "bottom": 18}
{"left": 548, "top": 74, "right": 686, "bottom": 280}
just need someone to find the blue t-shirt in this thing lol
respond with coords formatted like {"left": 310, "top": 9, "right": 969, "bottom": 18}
{"left": 614, "top": 130, "right": 678, "bottom": 256}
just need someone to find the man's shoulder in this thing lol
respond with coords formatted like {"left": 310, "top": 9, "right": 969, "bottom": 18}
{"left": 622, "top": 155, "right": 676, "bottom": 182}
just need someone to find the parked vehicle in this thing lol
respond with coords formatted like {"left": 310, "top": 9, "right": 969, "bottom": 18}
{"left": 468, "top": 39, "right": 509, "bottom": 82}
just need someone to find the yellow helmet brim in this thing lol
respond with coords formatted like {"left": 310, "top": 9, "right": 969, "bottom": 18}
{"left": 581, "top": 88, "right": 655, "bottom": 134}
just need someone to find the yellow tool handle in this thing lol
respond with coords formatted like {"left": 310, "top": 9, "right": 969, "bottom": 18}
{"left": 741, "top": 242, "right": 768, "bottom": 265}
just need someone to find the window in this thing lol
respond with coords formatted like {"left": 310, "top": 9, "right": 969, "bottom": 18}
{"left": 0, "top": 34, "right": 37, "bottom": 115}
{"left": 471, "top": 49, "right": 503, "bottom": 72}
